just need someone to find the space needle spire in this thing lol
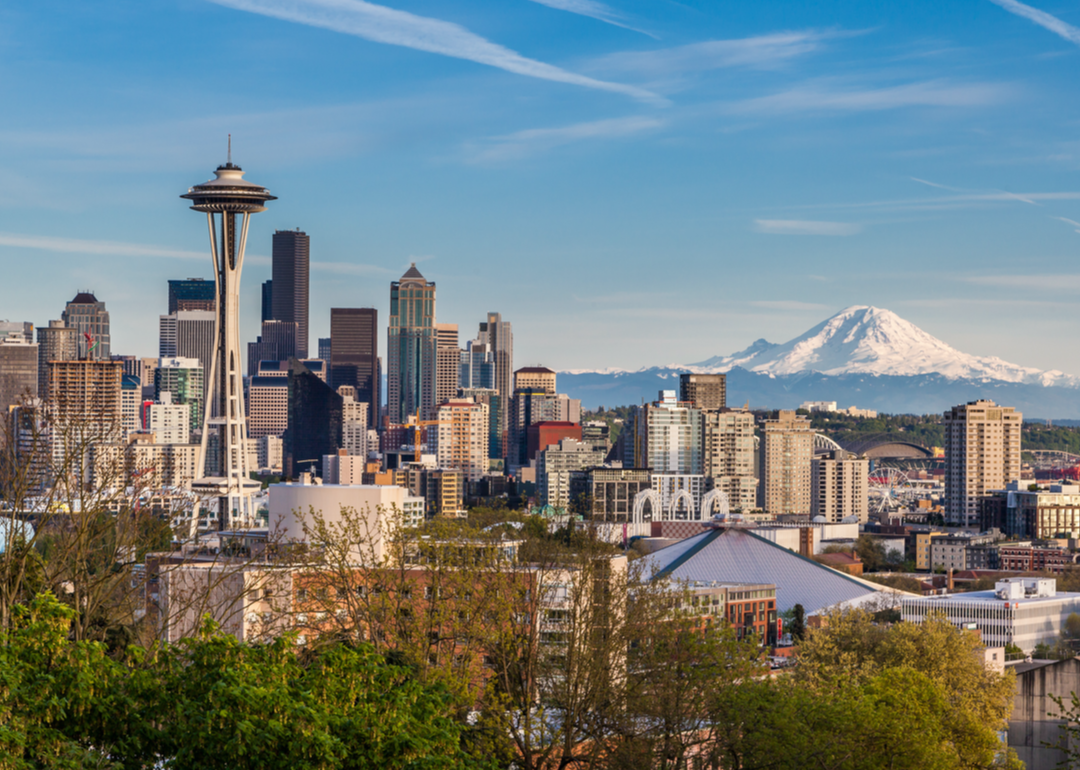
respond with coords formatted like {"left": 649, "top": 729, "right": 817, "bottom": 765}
{"left": 181, "top": 146, "right": 276, "bottom": 534}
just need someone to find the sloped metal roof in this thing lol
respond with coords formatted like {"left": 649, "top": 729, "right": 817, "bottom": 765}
{"left": 646, "top": 527, "right": 884, "bottom": 614}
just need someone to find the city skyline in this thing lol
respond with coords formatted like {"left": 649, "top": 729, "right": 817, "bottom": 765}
{"left": 2, "top": 0, "right": 1080, "bottom": 373}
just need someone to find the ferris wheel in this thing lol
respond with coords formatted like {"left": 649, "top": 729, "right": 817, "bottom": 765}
{"left": 868, "top": 467, "right": 915, "bottom": 515}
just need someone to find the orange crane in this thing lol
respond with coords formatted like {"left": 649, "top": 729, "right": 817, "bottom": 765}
{"left": 389, "top": 409, "right": 448, "bottom": 463}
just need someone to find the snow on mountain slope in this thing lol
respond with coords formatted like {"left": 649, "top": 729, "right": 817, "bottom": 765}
{"left": 567, "top": 306, "right": 1080, "bottom": 387}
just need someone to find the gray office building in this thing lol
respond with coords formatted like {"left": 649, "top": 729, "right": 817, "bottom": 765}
{"left": 37, "top": 320, "right": 79, "bottom": 398}
{"left": 62, "top": 292, "right": 110, "bottom": 360}
{"left": 330, "top": 308, "right": 378, "bottom": 425}
{"left": 159, "top": 310, "right": 215, "bottom": 376}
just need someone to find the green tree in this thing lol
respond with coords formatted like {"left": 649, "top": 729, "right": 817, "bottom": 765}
{"left": 795, "top": 609, "right": 1017, "bottom": 769}
{"left": 790, "top": 603, "right": 806, "bottom": 642}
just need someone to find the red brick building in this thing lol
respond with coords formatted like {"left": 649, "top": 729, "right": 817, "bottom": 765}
{"left": 527, "top": 421, "right": 581, "bottom": 464}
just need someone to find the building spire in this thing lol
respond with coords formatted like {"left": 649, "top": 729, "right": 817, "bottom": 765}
{"left": 227, "top": 134, "right": 232, "bottom": 165}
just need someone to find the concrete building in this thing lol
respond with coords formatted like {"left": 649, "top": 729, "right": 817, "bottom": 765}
{"left": 121, "top": 374, "right": 141, "bottom": 435}
{"left": 257, "top": 434, "right": 283, "bottom": 473}
{"left": 154, "top": 357, "right": 204, "bottom": 432}
{"left": 581, "top": 421, "right": 611, "bottom": 454}
{"left": 514, "top": 366, "right": 556, "bottom": 394}
{"left": 271, "top": 229, "right": 310, "bottom": 358}
{"left": 679, "top": 373, "right": 726, "bottom": 411}
{"left": 1008, "top": 657, "right": 1080, "bottom": 769}
{"left": 247, "top": 365, "right": 290, "bottom": 439}
{"left": 703, "top": 408, "right": 757, "bottom": 512}
{"left": 435, "top": 323, "right": 460, "bottom": 409}
{"left": 159, "top": 310, "right": 215, "bottom": 376}
{"left": 339, "top": 385, "right": 369, "bottom": 457}
{"left": 36, "top": 320, "right": 78, "bottom": 398}
{"left": 329, "top": 308, "right": 378, "bottom": 426}
{"left": 508, "top": 389, "right": 561, "bottom": 470}
{"left": 928, "top": 530, "right": 1001, "bottom": 572}
{"left": 48, "top": 359, "right": 123, "bottom": 483}
{"left": 811, "top": 450, "right": 869, "bottom": 523}
{"left": 944, "top": 399, "right": 1022, "bottom": 525}
{"left": 0, "top": 336, "right": 38, "bottom": 419}
{"left": 91, "top": 434, "right": 199, "bottom": 491}
{"left": 914, "top": 531, "right": 945, "bottom": 571}
{"left": 758, "top": 410, "right": 813, "bottom": 516}
{"left": 901, "top": 578, "right": 1080, "bottom": 654}
{"left": 630, "top": 391, "right": 703, "bottom": 476}
{"left": 527, "top": 421, "right": 581, "bottom": 466}
{"left": 323, "top": 449, "right": 366, "bottom": 485}
{"left": 538, "top": 439, "right": 605, "bottom": 511}
{"left": 569, "top": 467, "right": 651, "bottom": 521}
{"left": 982, "top": 482, "right": 1080, "bottom": 540}
{"left": 458, "top": 387, "right": 500, "bottom": 462}
{"left": 387, "top": 264, "right": 436, "bottom": 424}
{"left": 168, "top": 278, "right": 215, "bottom": 313}
{"left": 62, "top": 291, "right": 110, "bottom": 360}
{"left": 434, "top": 399, "right": 489, "bottom": 481}
{"left": 145, "top": 393, "right": 191, "bottom": 445}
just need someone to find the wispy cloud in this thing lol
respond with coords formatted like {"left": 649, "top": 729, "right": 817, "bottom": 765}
{"left": 910, "top": 177, "right": 1037, "bottom": 205}
{"left": 527, "top": 0, "right": 656, "bottom": 38}
{"left": 753, "top": 220, "right": 861, "bottom": 236}
{"left": 205, "top": 0, "right": 660, "bottom": 102}
{"left": 730, "top": 79, "right": 1008, "bottom": 114}
{"left": 0, "top": 231, "right": 393, "bottom": 273}
{"left": 1056, "top": 216, "right": 1080, "bottom": 233}
{"left": 0, "top": 232, "right": 208, "bottom": 261}
{"left": 467, "top": 115, "right": 664, "bottom": 162}
{"left": 989, "top": 0, "right": 1080, "bottom": 46}
{"left": 592, "top": 31, "right": 830, "bottom": 76}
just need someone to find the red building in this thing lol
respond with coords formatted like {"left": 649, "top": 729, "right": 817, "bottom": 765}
{"left": 526, "top": 421, "right": 581, "bottom": 464}
{"left": 999, "top": 545, "right": 1077, "bottom": 573}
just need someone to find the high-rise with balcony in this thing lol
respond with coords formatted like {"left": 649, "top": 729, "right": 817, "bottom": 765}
{"left": 36, "top": 321, "right": 78, "bottom": 399}
{"left": 812, "top": 450, "right": 869, "bottom": 523}
{"left": 757, "top": 410, "right": 813, "bottom": 516}
{"left": 944, "top": 399, "right": 1022, "bottom": 525}
{"left": 387, "top": 265, "right": 436, "bottom": 424}
{"left": 434, "top": 399, "right": 489, "bottom": 481}
{"left": 703, "top": 408, "right": 757, "bottom": 512}
{"left": 62, "top": 292, "right": 110, "bottom": 360}
{"left": 679, "top": 373, "right": 726, "bottom": 411}
{"left": 271, "top": 229, "right": 310, "bottom": 358}
{"left": 329, "top": 308, "right": 378, "bottom": 426}
{"left": 435, "top": 323, "right": 460, "bottom": 409}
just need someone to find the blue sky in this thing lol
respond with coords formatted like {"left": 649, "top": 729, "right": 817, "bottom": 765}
{"left": 1, "top": 0, "right": 1079, "bottom": 373}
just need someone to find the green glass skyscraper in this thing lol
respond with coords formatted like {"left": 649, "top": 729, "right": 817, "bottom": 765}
{"left": 387, "top": 264, "right": 436, "bottom": 424}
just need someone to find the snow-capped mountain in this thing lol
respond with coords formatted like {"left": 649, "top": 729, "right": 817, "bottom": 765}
{"left": 685, "top": 306, "right": 1079, "bottom": 387}
{"left": 558, "top": 306, "right": 1080, "bottom": 416}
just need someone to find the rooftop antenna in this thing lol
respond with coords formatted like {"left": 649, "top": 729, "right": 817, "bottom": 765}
{"left": 227, "top": 134, "right": 232, "bottom": 165}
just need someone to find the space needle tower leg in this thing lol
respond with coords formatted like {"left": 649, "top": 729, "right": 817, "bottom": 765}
{"left": 181, "top": 149, "right": 276, "bottom": 537}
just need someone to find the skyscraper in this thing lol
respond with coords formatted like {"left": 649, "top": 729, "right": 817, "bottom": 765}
{"left": 329, "top": 308, "right": 378, "bottom": 426}
{"left": 318, "top": 337, "right": 331, "bottom": 361}
{"left": 48, "top": 359, "right": 123, "bottom": 483}
{"left": 479, "top": 312, "right": 512, "bottom": 459}
{"left": 387, "top": 265, "right": 436, "bottom": 424}
{"left": 679, "top": 373, "right": 726, "bottom": 411}
{"left": 62, "top": 292, "right": 110, "bottom": 360}
{"left": 270, "top": 229, "right": 309, "bottom": 358}
{"left": 246, "top": 320, "right": 299, "bottom": 376}
{"left": 702, "top": 408, "right": 757, "bottom": 512}
{"left": 0, "top": 337, "right": 38, "bottom": 424}
{"left": 284, "top": 358, "right": 342, "bottom": 479}
{"left": 168, "top": 278, "right": 216, "bottom": 313}
{"left": 812, "top": 450, "right": 869, "bottom": 524}
{"left": 159, "top": 310, "right": 215, "bottom": 375}
{"left": 757, "top": 410, "right": 813, "bottom": 516}
{"left": 261, "top": 280, "right": 273, "bottom": 322}
{"left": 181, "top": 154, "right": 275, "bottom": 530}
{"left": 435, "top": 323, "right": 460, "bottom": 409}
{"left": 36, "top": 320, "right": 78, "bottom": 400}
{"left": 944, "top": 399, "right": 1022, "bottom": 525}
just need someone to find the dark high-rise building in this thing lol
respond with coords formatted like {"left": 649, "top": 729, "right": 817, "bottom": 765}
{"left": 284, "top": 358, "right": 342, "bottom": 479}
{"left": 318, "top": 337, "right": 331, "bottom": 361}
{"left": 261, "top": 280, "right": 273, "bottom": 322}
{"left": 36, "top": 320, "right": 78, "bottom": 399}
{"left": 329, "top": 308, "right": 378, "bottom": 425}
{"left": 168, "top": 278, "right": 216, "bottom": 313}
{"left": 679, "top": 373, "right": 726, "bottom": 411}
{"left": 62, "top": 292, "right": 110, "bottom": 360}
{"left": 246, "top": 320, "right": 299, "bottom": 376}
{"left": 479, "top": 312, "right": 512, "bottom": 460}
{"left": 388, "top": 265, "right": 436, "bottom": 425}
{"left": 0, "top": 339, "right": 38, "bottom": 426}
{"left": 271, "top": 230, "right": 309, "bottom": 358}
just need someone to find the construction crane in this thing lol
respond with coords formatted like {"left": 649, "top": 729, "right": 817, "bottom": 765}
{"left": 388, "top": 409, "right": 448, "bottom": 463}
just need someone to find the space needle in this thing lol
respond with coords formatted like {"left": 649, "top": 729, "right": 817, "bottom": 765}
{"left": 181, "top": 143, "right": 276, "bottom": 533}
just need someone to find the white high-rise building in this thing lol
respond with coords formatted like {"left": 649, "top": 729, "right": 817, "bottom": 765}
{"left": 630, "top": 391, "right": 703, "bottom": 475}
{"left": 703, "top": 408, "right": 757, "bottom": 512}
{"left": 811, "top": 450, "right": 869, "bottom": 523}
{"left": 434, "top": 399, "right": 489, "bottom": 481}
{"left": 944, "top": 399, "right": 1022, "bottom": 525}
{"left": 146, "top": 393, "right": 191, "bottom": 445}
{"left": 338, "top": 385, "right": 369, "bottom": 457}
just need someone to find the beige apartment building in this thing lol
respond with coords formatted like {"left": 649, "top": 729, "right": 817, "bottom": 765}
{"left": 944, "top": 399, "right": 1022, "bottom": 525}
{"left": 434, "top": 399, "right": 490, "bottom": 481}
{"left": 703, "top": 408, "right": 757, "bottom": 511}
{"left": 757, "top": 410, "right": 813, "bottom": 516}
{"left": 514, "top": 366, "right": 556, "bottom": 394}
{"left": 435, "top": 323, "right": 460, "bottom": 409}
{"left": 538, "top": 438, "right": 606, "bottom": 511}
{"left": 811, "top": 449, "right": 869, "bottom": 523}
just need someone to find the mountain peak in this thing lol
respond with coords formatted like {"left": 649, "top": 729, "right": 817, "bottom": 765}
{"left": 688, "top": 305, "right": 1078, "bottom": 387}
